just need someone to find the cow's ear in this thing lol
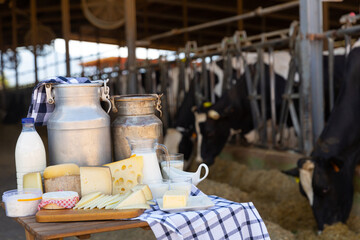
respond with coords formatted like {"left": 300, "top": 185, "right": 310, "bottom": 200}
{"left": 328, "top": 157, "right": 344, "bottom": 173}
{"left": 282, "top": 167, "right": 299, "bottom": 177}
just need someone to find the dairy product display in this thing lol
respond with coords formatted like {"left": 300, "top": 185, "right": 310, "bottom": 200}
{"left": 163, "top": 190, "right": 188, "bottom": 209}
{"left": 15, "top": 118, "right": 46, "bottom": 191}
{"left": 104, "top": 156, "right": 143, "bottom": 194}
{"left": 80, "top": 167, "right": 112, "bottom": 196}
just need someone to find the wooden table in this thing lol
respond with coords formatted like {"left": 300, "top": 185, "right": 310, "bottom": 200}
{"left": 15, "top": 216, "right": 149, "bottom": 240}
{"left": 2, "top": 202, "right": 149, "bottom": 239}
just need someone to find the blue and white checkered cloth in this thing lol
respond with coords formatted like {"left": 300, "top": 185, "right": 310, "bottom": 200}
{"left": 133, "top": 186, "right": 270, "bottom": 240}
{"left": 27, "top": 77, "right": 91, "bottom": 126}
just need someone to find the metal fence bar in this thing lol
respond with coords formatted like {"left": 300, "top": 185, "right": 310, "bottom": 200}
{"left": 144, "top": 1, "right": 299, "bottom": 42}
{"left": 268, "top": 47, "right": 277, "bottom": 147}
{"left": 327, "top": 37, "right": 335, "bottom": 112}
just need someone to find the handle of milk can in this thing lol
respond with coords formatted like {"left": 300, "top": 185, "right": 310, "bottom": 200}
{"left": 45, "top": 84, "right": 55, "bottom": 104}
{"left": 100, "top": 79, "right": 112, "bottom": 114}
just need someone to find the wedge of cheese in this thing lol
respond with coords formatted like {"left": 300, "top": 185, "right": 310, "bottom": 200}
{"left": 132, "top": 184, "right": 153, "bottom": 201}
{"left": 114, "top": 189, "right": 147, "bottom": 209}
{"left": 163, "top": 190, "right": 188, "bottom": 209}
{"left": 23, "top": 172, "right": 43, "bottom": 192}
{"left": 80, "top": 167, "right": 112, "bottom": 196}
{"left": 104, "top": 156, "right": 143, "bottom": 194}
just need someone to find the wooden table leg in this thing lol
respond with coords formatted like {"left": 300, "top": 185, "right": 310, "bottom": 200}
{"left": 77, "top": 234, "right": 91, "bottom": 239}
{"left": 25, "top": 229, "right": 35, "bottom": 240}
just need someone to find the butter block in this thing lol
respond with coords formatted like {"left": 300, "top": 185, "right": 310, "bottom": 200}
{"left": 23, "top": 172, "right": 43, "bottom": 193}
{"left": 104, "top": 156, "right": 143, "bottom": 194}
{"left": 163, "top": 190, "right": 188, "bottom": 209}
{"left": 43, "top": 163, "right": 80, "bottom": 179}
{"left": 80, "top": 167, "right": 112, "bottom": 196}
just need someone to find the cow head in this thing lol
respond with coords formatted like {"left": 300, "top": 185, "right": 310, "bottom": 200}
{"left": 283, "top": 152, "right": 357, "bottom": 231}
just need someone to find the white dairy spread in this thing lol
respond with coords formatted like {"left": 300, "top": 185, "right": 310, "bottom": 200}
{"left": 5, "top": 193, "right": 40, "bottom": 217}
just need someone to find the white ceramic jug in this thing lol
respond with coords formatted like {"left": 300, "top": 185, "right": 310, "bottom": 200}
{"left": 162, "top": 163, "right": 209, "bottom": 186}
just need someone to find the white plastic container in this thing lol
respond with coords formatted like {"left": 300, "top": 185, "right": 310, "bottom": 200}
{"left": 15, "top": 118, "right": 46, "bottom": 191}
{"left": 2, "top": 189, "right": 42, "bottom": 217}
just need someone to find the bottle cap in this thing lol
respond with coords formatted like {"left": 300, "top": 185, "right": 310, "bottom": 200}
{"left": 21, "top": 118, "right": 35, "bottom": 124}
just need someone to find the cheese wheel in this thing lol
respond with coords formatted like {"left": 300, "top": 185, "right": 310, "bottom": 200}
{"left": 40, "top": 191, "right": 79, "bottom": 210}
{"left": 44, "top": 175, "right": 81, "bottom": 197}
{"left": 43, "top": 163, "right": 80, "bottom": 179}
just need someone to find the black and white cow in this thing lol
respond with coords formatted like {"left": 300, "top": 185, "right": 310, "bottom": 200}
{"left": 284, "top": 47, "right": 360, "bottom": 230}
{"left": 199, "top": 63, "right": 287, "bottom": 165}
{"left": 197, "top": 53, "right": 346, "bottom": 166}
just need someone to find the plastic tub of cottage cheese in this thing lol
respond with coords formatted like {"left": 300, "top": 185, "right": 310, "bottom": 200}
{"left": 2, "top": 189, "right": 42, "bottom": 217}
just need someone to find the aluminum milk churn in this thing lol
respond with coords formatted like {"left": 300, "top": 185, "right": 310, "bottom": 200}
{"left": 112, "top": 94, "right": 163, "bottom": 161}
{"left": 46, "top": 81, "right": 112, "bottom": 166}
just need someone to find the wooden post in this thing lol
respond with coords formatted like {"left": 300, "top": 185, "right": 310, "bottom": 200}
{"left": 237, "top": 0, "right": 243, "bottom": 30}
{"left": 31, "top": 0, "right": 39, "bottom": 84}
{"left": 323, "top": 2, "right": 329, "bottom": 32}
{"left": 61, "top": 0, "right": 71, "bottom": 76}
{"left": 182, "top": 0, "right": 189, "bottom": 43}
{"left": 11, "top": 0, "right": 19, "bottom": 89}
{"left": 124, "top": 0, "right": 137, "bottom": 94}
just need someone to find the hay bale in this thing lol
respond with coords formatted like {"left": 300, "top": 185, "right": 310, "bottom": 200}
{"left": 319, "top": 223, "right": 360, "bottom": 240}
{"left": 264, "top": 220, "right": 295, "bottom": 240}
{"left": 197, "top": 179, "right": 250, "bottom": 202}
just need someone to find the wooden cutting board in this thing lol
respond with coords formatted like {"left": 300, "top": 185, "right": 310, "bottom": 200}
{"left": 36, "top": 208, "right": 145, "bottom": 223}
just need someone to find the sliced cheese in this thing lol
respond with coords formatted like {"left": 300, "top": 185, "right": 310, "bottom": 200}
{"left": 74, "top": 192, "right": 102, "bottom": 209}
{"left": 23, "top": 172, "right": 43, "bottom": 192}
{"left": 163, "top": 190, "right": 188, "bottom": 209}
{"left": 80, "top": 167, "right": 112, "bottom": 196}
{"left": 104, "top": 156, "right": 143, "bottom": 194}
{"left": 114, "top": 189, "right": 147, "bottom": 209}
{"left": 97, "top": 194, "right": 121, "bottom": 209}
{"left": 43, "top": 163, "right": 80, "bottom": 179}
{"left": 83, "top": 194, "right": 106, "bottom": 209}
{"left": 132, "top": 184, "right": 153, "bottom": 200}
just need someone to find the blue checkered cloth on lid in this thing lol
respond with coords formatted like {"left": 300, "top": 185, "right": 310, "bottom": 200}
{"left": 133, "top": 185, "right": 270, "bottom": 240}
{"left": 27, "top": 76, "right": 91, "bottom": 126}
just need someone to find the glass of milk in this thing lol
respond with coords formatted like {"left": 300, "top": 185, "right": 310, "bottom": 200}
{"left": 147, "top": 179, "right": 170, "bottom": 200}
{"left": 169, "top": 177, "right": 192, "bottom": 196}
{"left": 127, "top": 138, "right": 170, "bottom": 185}
{"left": 160, "top": 153, "right": 184, "bottom": 179}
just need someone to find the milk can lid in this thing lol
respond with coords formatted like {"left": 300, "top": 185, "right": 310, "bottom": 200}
{"left": 21, "top": 118, "right": 34, "bottom": 124}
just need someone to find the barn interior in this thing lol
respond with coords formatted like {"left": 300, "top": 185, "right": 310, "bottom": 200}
{"left": 1, "top": 0, "right": 360, "bottom": 239}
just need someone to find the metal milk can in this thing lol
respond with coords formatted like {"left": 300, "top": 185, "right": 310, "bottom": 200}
{"left": 46, "top": 81, "right": 112, "bottom": 166}
{"left": 112, "top": 94, "right": 163, "bottom": 161}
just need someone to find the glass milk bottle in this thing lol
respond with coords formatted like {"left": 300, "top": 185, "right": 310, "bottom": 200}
{"left": 15, "top": 118, "right": 46, "bottom": 190}
{"left": 127, "top": 138, "right": 169, "bottom": 184}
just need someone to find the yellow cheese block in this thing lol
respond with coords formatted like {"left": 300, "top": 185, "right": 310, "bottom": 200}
{"left": 80, "top": 167, "right": 112, "bottom": 196}
{"left": 104, "top": 156, "right": 143, "bottom": 194}
{"left": 163, "top": 190, "right": 188, "bottom": 209}
{"left": 23, "top": 172, "right": 43, "bottom": 193}
{"left": 114, "top": 189, "right": 147, "bottom": 209}
{"left": 43, "top": 163, "right": 80, "bottom": 179}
